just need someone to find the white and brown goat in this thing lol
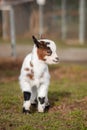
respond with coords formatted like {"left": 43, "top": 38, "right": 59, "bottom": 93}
{"left": 19, "top": 36, "right": 59, "bottom": 113}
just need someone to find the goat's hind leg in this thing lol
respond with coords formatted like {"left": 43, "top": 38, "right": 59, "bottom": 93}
{"left": 37, "top": 84, "right": 49, "bottom": 113}
{"left": 31, "top": 86, "right": 37, "bottom": 106}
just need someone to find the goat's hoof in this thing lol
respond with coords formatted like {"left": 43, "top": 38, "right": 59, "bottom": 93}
{"left": 45, "top": 106, "right": 50, "bottom": 112}
{"left": 22, "top": 107, "right": 31, "bottom": 114}
{"left": 46, "top": 103, "right": 50, "bottom": 108}
{"left": 31, "top": 103, "right": 37, "bottom": 107}
{"left": 31, "top": 99, "right": 37, "bottom": 107}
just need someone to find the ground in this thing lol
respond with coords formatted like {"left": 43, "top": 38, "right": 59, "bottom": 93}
{"left": 0, "top": 59, "right": 87, "bottom": 130}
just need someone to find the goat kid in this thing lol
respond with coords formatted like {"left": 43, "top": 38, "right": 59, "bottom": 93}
{"left": 19, "top": 36, "right": 59, "bottom": 113}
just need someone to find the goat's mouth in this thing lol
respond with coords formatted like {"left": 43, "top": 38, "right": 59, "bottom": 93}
{"left": 53, "top": 59, "right": 59, "bottom": 63}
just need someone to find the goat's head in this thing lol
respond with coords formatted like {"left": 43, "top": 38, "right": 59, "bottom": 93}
{"left": 32, "top": 35, "right": 59, "bottom": 64}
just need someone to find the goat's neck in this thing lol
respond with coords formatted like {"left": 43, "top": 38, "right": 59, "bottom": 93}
{"left": 31, "top": 46, "right": 47, "bottom": 68}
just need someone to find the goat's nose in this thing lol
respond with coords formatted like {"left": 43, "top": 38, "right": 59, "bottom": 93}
{"left": 55, "top": 57, "right": 59, "bottom": 61}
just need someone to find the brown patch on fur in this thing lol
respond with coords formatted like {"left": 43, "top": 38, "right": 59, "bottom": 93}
{"left": 27, "top": 73, "right": 34, "bottom": 80}
{"left": 37, "top": 41, "right": 52, "bottom": 61}
{"left": 24, "top": 68, "right": 29, "bottom": 71}
{"left": 26, "top": 69, "right": 34, "bottom": 80}
{"left": 37, "top": 48, "right": 47, "bottom": 61}
{"left": 30, "top": 62, "right": 33, "bottom": 67}
{"left": 31, "top": 69, "right": 34, "bottom": 74}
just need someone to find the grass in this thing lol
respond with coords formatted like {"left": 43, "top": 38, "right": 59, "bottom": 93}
{"left": 0, "top": 62, "right": 87, "bottom": 130}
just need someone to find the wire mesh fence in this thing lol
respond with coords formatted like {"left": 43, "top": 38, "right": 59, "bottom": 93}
{"left": 0, "top": 0, "right": 87, "bottom": 41}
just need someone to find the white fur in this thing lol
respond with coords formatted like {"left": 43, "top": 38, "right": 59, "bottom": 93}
{"left": 19, "top": 39, "right": 59, "bottom": 112}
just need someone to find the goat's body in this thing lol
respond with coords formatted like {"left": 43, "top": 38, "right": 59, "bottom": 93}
{"left": 19, "top": 36, "right": 59, "bottom": 113}
{"left": 19, "top": 46, "right": 50, "bottom": 112}
{"left": 19, "top": 52, "right": 50, "bottom": 92}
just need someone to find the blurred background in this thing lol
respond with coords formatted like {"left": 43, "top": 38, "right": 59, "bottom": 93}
{"left": 0, "top": 0, "right": 87, "bottom": 59}
{"left": 0, "top": 0, "right": 87, "bottom": 41}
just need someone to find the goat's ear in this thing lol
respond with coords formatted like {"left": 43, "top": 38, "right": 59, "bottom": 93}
{"left": 32, "top": 35, "right": 39, "bottom": 48}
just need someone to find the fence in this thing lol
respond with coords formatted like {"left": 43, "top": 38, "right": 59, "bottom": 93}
{"left": 0, "top": 0, "right": 87, "bottom": 41}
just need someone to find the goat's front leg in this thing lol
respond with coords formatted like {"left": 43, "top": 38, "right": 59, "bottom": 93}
{"left": 37, "top": 84, "right": 49, "bottom": 113}
{"left": 20, "top": 80, "right": 32, "bottom": 114}
{"left": 23, "top": 91, "right": 31, "bottom": 114}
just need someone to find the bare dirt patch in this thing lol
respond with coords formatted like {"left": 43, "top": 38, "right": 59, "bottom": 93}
{"left": 49, "top": 96, "right": 87, "bottom": 115}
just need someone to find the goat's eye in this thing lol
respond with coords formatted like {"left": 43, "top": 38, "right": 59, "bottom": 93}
{"left": 47, "top": 50, "right": 50, "bottom": 53}
{"left": 47, "top": 49, "right": 52, "bottom": 56}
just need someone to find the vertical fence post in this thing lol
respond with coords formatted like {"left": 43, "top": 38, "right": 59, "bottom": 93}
{"left": 79, "top": 0, "right": 85, "bottom": 44}
{"left": 61, "top": 0, "right": 67, "bottom": 40}
{"left": 36, "top": 0, "right": 46, "bottom": 36}
{"left": 2, "top": 10, "right": 8, "bottom": 40}
{"left": 10, "top": 6, "right": 16, "bottom": 57}
{"left": 39, "top": 4, "right": 43, "bottom": 35}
